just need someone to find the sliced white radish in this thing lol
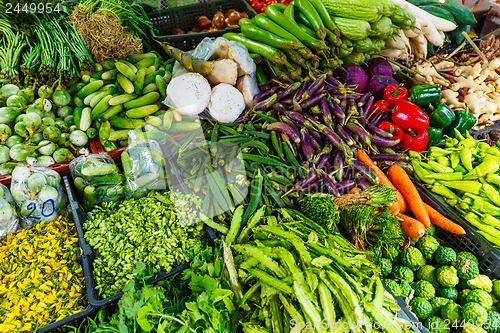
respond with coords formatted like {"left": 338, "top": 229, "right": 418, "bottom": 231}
{"left": 235, "top": 74, "right": 260, "bottom": 108}
{"left": 166, "top": 73, "right": 211, "bottom": 116}
{"left": 206, "top": 59, "right": 238, "bottom": 86}
{"left": 208, "top": 84, "right": 245, "bottom": 123}
{"left": 227, "top": 42, "right": 256, "bottom": 76}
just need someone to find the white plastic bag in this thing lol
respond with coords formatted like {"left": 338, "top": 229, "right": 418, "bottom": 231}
{"left": 11, "top": 158, "right": 68, "bottom": 227}
{"left": 0, "top": 183, "right": 19, "bottom": 236}
{"left": 122, "top": 134, "right": 167, "bottom": 199}
{"left": 69, "top": 150, "right": 124, "bottom": 210}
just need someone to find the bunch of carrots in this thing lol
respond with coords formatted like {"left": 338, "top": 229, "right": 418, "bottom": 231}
{"left": 356, "top": 150, "right": 466, "bottom": 238}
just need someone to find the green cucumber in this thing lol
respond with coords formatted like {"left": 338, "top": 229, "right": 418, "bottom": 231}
{"left": 123, "top": 92, "right": 160, "bottom": 109}
{"left": 440, "top": 0, "right": 477, "bottom": 25}
{"left": 78, "top": 80, "right": 104, "bottom": 98}
{"left": 109, "top": 94, "right": 137, "bottom": 106}
{"left": 82, "top": 163, "right": 118, "bottom": 176}
{"left": 99, "top": 120, "right": 112, "bottom": 141}
{"left": 134, "top": 68, "right": 146, "bottom": 96}
{"left": 135, "top": 56, "right": 155, "bottom": 69}
{"left": 116, "top": 61, "right": 137, "bottom": 81}
{"left": 125, "top": 104, "right": 160, "bottom": 118}
{"left": 80, "top": 107, "right": 92, "bottom": 131}
{"left": 108, "top": 129, "right": 130, "bottom": 141}
{"left": 142, "top": 83, "right": 158, "bottom": 94}
{"left": 97, "top": 104, "right": 123, "bottom": 123}
{"left": 420, "top": 5, "right": 456, "bottom": 24}
{"left": 101, "top": 60, "right": 116, "bottom": 70}
{"left": 117, "top": 74, "right": 134, "bottom": 94}
{"left": 89, "top": 174, "right": 125, "bottom": 186}
{"left": 74, "top": 107, "right": 82, "bottom": 130}
{"left": 109, "top": 116, "right": 145, "bottom": 129}
{"left": 155, "top": 75, "right": 167, "bottom": 100}
{"left": 144, "top": 70, "right": 165, "bottom": 86}
{"left": 91, "top": 95, "right": 113, "bottom": 120}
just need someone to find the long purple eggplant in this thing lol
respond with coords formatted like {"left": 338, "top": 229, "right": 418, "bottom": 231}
{"left": 273, "top": 103, "right": 289, "bottom": 113}
{"left": 325, "top": 74, "right": 340, "bottom": 86}
{"left": 287, "top": 111, "right": 305, "bottom": 124}
{"left": 315, "top": 153, "right": 330, "bottom": 169}
{"left": 291, "top": 171, "right": 317, "bottom": 191}
{"left": 345, "top": 167, "right": 352, "bottom": 180}
{"left": 327, "top": 98, "right": 345, "bottom": 119}
{"left": 359, "top": 106, "right": 366, "bottom": 128}
{"left": 336, "top": 124, "right": 355, "bottom": 146}
{"left": 335, "top": 180, "right": 356, "bottom": 194}
{"left": 365, "top": 122, "right": 393, "bottom": 138}
{"left": 318, "top": 125, "right": 345, "bottom": 152}
{"left": 282, "top": 116, "right": 300, "bottom": 136}
{"left": 300, "top": 128, "right": 314, "bottom": 161}
{"left": 351, "top": 160, "right": 379, "bottom": 185}
{"left": 267, "top": 122, "right": 300, "bottom": 144}
{"left": 333, "top": 151, "right": 344, "bottom": 182}
{"left": 235, "top": 111, "right": 254, "bottom": 123}
{"left": 372, "top": 135, "right": 401, "bottom": 147}
{"left": 363, "top": 96, "right": 374, "bottom": 118}
{"left": 325, "top": 163, "right": 333, "bottom": 177}
{"left": 357, "top": 93, "right": 371, "bottom": 107}
{"left": 320, "top": 98, "right": 333, "bottom": 126}
{"left": 254, "top": 94, "right": 277, "bottom": 111}
{"left": 301, "top": 93, "right": 325, "bottom": 108}
{"left": 308, "top": 128, "right": 322, "bottom": 146}
{"left": 371, "top": 153, "right": 411, "bottom": 161}
{"left": 281, "top": 97, "right": 293, "bottom": 105}
{"left": 308, "top": 131, "right": 321, "bottom": 150}
{"left": 355, "top": 174, "right": 371, "bottom": 190}
{"left": 321, "top": 172, "right": 340, "bottom": 196}
{"left": 332, "top": 93, "right": 360, "bottom": 100}
{"left": 370, "top": 110, "right": 388, "bottom": 127}
{"left": 293, "top": 80, "right": 309, "bottom": 104}
{"left": 300, "top": 75, "right": 325, "bottom": 102}
{"left": 277, "top": 82, "right": 301, "bottom": 101}
{"left": 346, "top": 120, "right": 371, "bottom": 146}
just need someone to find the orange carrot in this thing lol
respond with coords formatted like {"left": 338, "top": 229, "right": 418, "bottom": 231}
{"left": 388, "top": 165, "right": 430, "bottom": 228}
{"left": 349, "top": 187, "right": 362, "bottom": 194}
{"left": 398, "top": 213, "right": 426, "bottom": 238}
{"left": 356, "top": 150, "right": 407, "bottom": 214}
{"left": 424, "top": 203, "right": 466, "bottom": 235}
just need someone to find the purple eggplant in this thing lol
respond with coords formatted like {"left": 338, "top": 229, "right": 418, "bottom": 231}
{"left": 318, "top": 125, "right": 344, "bottom": 151}
{"left": 300, "top": 128, "right": 314, "bottom": 162}
{"left": 372, "top": 135, "right": 401, "bottom": 147}
{"left": 357, "top": 92, "right": 371, "bottom": 107}
{"left": 235, "top": 111, "right": 254, "bottom": 123}
{"left": 292, "top": 171, "right": 317, "bottom": 191}
{"left": 309, "top": 132, "right": 321, "bottom": 150}
{"left": 287, "top": 111, "right": 305, "bottom": 124}
{"left": 334, "top": 151, "right": 344, "bottom": 182}
{"left": 277, "top": 82, "right": 301, "bottom": 101}
{"left": 327, "top": 98, "right": 345, "bottom": 119}
{"left": 332, "top": 93, "right": 360, "bottom": 100}
{"left": 273, "top": 103, "right": 289, "bottom": 113}
{"left": 293, "top": 100, "right": 302, "bottom": 112}
{"left": 336, "top": 124, "right": 355, "bottom": 146}
{"left": 308, "top": 128, "right": 322, "bottom": 146}
{"left": 304, "top": 114, "right": 322, "bottom": 127}
{"left": 321, "top": 172, "right": 340, "bottom": 196}
{"left": 258, "top": 84, "right": 270, "bottom": 91}
{"left": 310, "top": 105, "right": 321, "bottom": 114}
{"left": 315, "top": 153, "right": 330, "bottom": 169}
{"left": 325, "top": 163, "right": 333, "bottom": 176}
{"left": 346, "top": 120, "right": 371, "bottom": 146}
{"left": 253, "top": 86, "right": 278, "bottom": 104}
{"left": 300, "top": 75, "right": 325, "bottom": 102}
{"left": 370, "top": 110, "right": 388, "bottom": 126}
{"left": 371, "top": 153, "right": 410, "bottom": 161}
{"left": 325, "top": 74, "right": 340, "bottom": 86}
{"left": 281, "top": 97, "right": 293, "bottom": 105}
{"left": 355, "top": 174, "right": 371, "bottom": 190}
{"left": 282, "top": 116, "right": 300, "bottom": 135}
{"left": 365, "top": 122, "right": 393, "bottom": 138}
{"left": 254, "top": 94, "right": 278, "bottom": 111}
{"left": 320, "top": 99, "right": 333, "bottom": 126}
{"left": 363, "top": 96, "right": 374, "bottom": 118}
{"left": 345, "top": 167, "right": 353, "bottom": 180}
{"left": 301, "top": 93, "right": 325, "bottom": 109}
{"left": 335, "top": 180, "right": 356, "bottom": 194}
{"left": 293, "top": 80, "right": 309, "bottom": 104}
{"left": 351, "top": 160, "right": 379, "bottom": 185}
{"left": 267, "top": 122, "right": 300, "bottom": 144}
{"left": 359, "top": 106, "right": 366, "bottom": 128}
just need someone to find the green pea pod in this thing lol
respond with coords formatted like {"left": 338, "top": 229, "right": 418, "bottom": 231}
{"left": 431, "top": 183, "right": 460, "bottom": 201}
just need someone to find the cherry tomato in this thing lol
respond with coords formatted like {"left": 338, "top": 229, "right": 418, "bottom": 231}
{"left": 259, "top": 4, "right": 267, "bottom": 13}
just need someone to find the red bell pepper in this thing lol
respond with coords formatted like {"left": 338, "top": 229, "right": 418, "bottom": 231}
{"left": 378, "top": 121, "right": 403, "bottom": 141}
{"left": 391, "top": 100, "right": 429, "bottom": 132}
{"left": 368, "top": 100, "right": 388, "bottom": 120}
{"left": 402, "top": 130, "right": 428, "bottom": 152}
{"left": 383, "top": 84, "right": 408, "bottom": 108}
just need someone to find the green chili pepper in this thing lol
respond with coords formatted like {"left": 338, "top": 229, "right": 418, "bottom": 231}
{"left": 242, "top": 169, "right": 264, "bottom": 224}
{"left": 441, "top": 180, "right": 482, "bottom": 194}
{"left": 429, "top": 146, "right": 452, "bottom": 156}
{"left": 472, "top": 199, "right": 500, "bottom": 216}
{"left": 424, "top": 172, "right": 463, "bottom": 181}
{"left": 465, "top": 157, "right": 500, "bottom": 178}
{"left": 431, "top": 183, "right": 460, "bottom": 200}
{"left": 450, "top": 152, "right": 460, "bottom": 169}
{"left": 478, "top": 141, "right": 491, "bottom": 152}
{"left": 482, "top": 183, "right": 500, "bottom": 206}
{"left": 436, "top": 156, "right": 451, "bottom": 167}
{"left": 476, "top": 230, "right": 500, "bottom": 247}
{"left": 408, "top": 150, "right": 422, "bottom": 159}
{"left": 487, "top": 146, "right": 500, "bottom": 157}
{"left": 464, "top": 211, "right": 483, "bottom": 228}
{"left": 412, "top": 161, "right": 434, "bottom": 185}
{"left": 460, "top": 148, "right": 473, "bottom": 171}
{"left": 454, "top": 128, "right": 466, "bottom": 142}
{"left": 429, "top": 103, "right": 456, "bottom": 128}
{"left": 454, "top": 164, "right": 468, "bottom": 174}
{"left": 419, "top": 161, "right": 433, "bottom": 170}
{"left": 446, "top": 199, "right": 458, "bottom": 206}
{"left": 482, "top": 213, "right": 500, "bottom": 229}
{"left": 428, "top": 160, "right": 454, "bottom": 173}
{"left": 486, "top": 173, "right": 500, "bottom": 186}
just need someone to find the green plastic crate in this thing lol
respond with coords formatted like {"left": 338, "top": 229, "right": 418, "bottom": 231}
{"left": 147, "top": 0, "right": 257, "bottom": 50}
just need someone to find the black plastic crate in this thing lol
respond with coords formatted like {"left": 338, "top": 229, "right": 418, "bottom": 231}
{"left": 147, "top": 0, "right": 257, "bottom": 50}
{"left": 63, "top": 174, "right": 217, "bottom": 308}
{"left": 411, "top": 176, "right": 500, "bottom": 279}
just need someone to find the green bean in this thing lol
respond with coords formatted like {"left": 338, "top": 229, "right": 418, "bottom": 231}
{"left": 270, "top": 131, "right": 285, "bottom": 161}
{"left": 241, "top": 130, "right": 270, "bottom": 139}
{"left": 225, "top": 205, "right": 244, "bottom": 245}
{"left": 237, "top": 206, "right": 267, "bottom": 244}
{"left": 203, "top": 219, "right": 229, "bottom": 234}
{"left": 233, "top": 245, "right": 287, "bottom": 278}
{"left": 220, "top": 125, "right": 239, "bottom": 135}
{"left": 242, "top": 169, "right": 265, "bottom": 224}
{"left": 318, "top": 281, "right": 336, "bottom": 325}
{"left": 241, "top": 140, "right": 270, "bottom": 153}
{"left": 242, "top": 154, "right": 291, "bottom": 168}
{"left": 246, "top": 268, "right": 293, "bottom": 294}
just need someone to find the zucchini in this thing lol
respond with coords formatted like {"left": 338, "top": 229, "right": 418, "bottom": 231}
{"left": 420, "top": 5, "right": 456, "bottom": 24}
{"left": 123, "top": 92, "right": 160, "bottom": 109}
{"left": 332, "top": 17, "right": 371, "bottom": 40}
{"left": 117, "top": 74, "right": 135, "bottom": 94}
{"left": 109, "top": 116, "right": 145, "bottom": 129}
{"left": 323, "top": 0, "right": 383, "bottom": 23}
{"left": 439, "top": 0, "right": 476, "bottom": 25}
{"left": 125, "top": 105, "right": 160, "bottom": 118}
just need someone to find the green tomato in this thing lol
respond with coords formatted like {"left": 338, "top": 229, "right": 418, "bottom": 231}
{"left": 0, "top": 145, "right": 10, "bottom": 164}
{"left": 6, "top": 95, "right": 27, "bottom": 108}
{"left": 52, "top": 89, "right": 71, "bottom": 107}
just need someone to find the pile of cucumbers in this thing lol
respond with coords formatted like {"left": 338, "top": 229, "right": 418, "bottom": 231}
{"left": 74, "top": 52, "right": 174, "bottom": 152}
{"left": 409, "top": 0, "right": 477, "bottom": 47}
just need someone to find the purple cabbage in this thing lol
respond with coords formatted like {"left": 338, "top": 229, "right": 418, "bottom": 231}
{"left": 365, "top": 75, "right": 398, "bottom": 99}
{"left": 363, "top": 57, "right": 393, "bottom": 77}
{"left": 334, "top": 63, "right": 367, "bottom": 93}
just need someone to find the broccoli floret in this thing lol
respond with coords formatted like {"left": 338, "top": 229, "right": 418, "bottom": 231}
{"left": 301, "top": 193, "right": 339, "bottom": 229}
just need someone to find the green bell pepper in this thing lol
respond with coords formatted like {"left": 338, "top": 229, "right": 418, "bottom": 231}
{"left": 429, "top": 103, "right": 456, "bottom": 128}
{"left": 408, "top": 84, "right": 442, "bottom": 107}
{"left": 445, "top": 109, "right": 476, "bottom": 137}
{"left": 426, "top": 127, "right": 443, "bottom": 149}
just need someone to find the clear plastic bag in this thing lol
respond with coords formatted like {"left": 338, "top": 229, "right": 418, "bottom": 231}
{"left": 122, "top": 136, "right": 167, "bottom": 199}
{"left": 10, "top": 158, "right": 68, "bottom": 227}
{"left": 69, "top": 151, "right": 125, "bottom": 211}
{"left": 0, "top": 183, "right": 19, "bottom": 236}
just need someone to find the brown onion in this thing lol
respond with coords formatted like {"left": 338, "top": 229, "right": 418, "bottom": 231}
{"left": 195, "top": 16, "right": 212, "bottom": 31}
{"left": 239, "top": 12, "right": 249, "bottom": 19}
{"left": 225, "top": 10, "right": 241, "bottom": 26}
{"left": 171, "top": 28, "right": 185, "bottom": 35}
{"left": 211, "top": 11, "right": 226, "bottom": 30}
